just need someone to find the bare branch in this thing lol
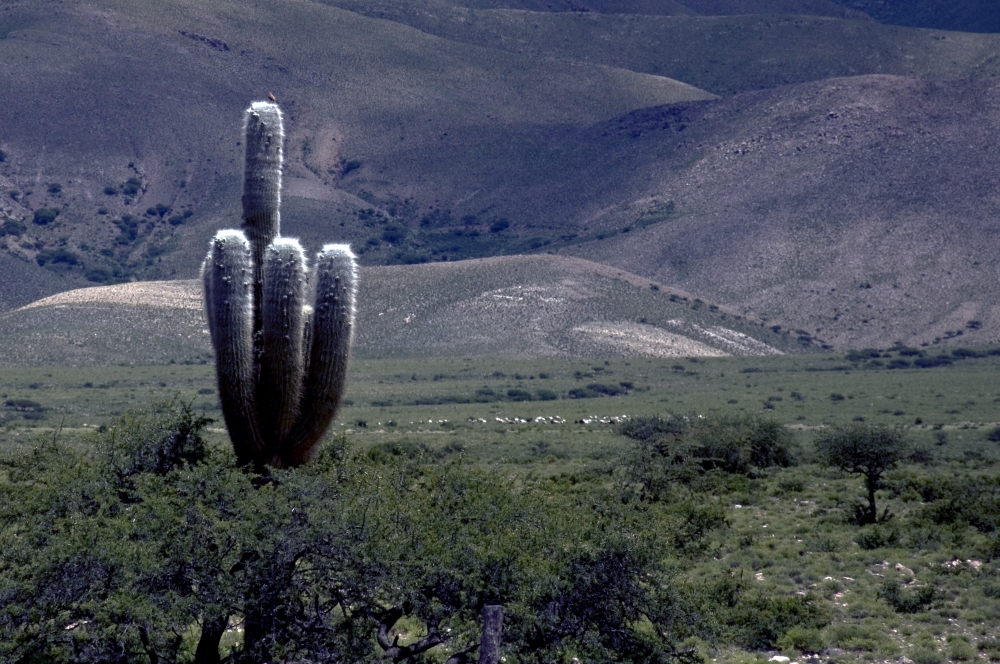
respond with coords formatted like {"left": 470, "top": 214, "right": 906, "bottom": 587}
{"left": 376, "top": 606, "right": 404, "bottom": 651}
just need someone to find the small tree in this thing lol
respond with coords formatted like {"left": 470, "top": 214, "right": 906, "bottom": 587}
{"left": 815, "top": 424, "right": 908, "bottom": 524}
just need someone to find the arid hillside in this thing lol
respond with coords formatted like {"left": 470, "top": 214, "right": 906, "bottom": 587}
{"left": 2, "top": 0, "right": 999, "bottom": 350}
{"left": 0, "top": 255, "right": 804, "bottom": 366}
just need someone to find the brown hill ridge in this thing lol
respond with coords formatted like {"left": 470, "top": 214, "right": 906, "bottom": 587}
{"left": 0, "top": 255, "right": 800, "bottom": 367}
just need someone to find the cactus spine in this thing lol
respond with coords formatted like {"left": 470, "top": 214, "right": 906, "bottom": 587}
{"left": 202, "top": 102, "right": 356, "bottom": 469}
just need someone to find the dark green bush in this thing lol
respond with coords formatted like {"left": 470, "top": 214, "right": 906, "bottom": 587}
{"left": 113, "top": 215, "right": 139, "bottom": 243}
{"left": 908, "top": 446, "right": 935, "bottom": 463}
{"left": 911, "top": 647, "right": 945, "bottom": 664}
{"left": 32, "top": 208, "right": 58, "bottom": 225}
{"left": 586, "top": 382, "right": 626, "bottom": 396}
{"left": 36, "top": 248, "right": 79, "bottom": 266}
{"left": 569, "top": 383, "right": 627, "bottom": 399}
{"left": 890, "top": 472, "right": 1000, "bottom": 535}
{"left": 4, "top": 398, "right": 44, "bottom": 411}
{"left": 815, "top": 424, "right": 908, "bottom": 525}
{"left": 507, "top": 388, "right": 534, "bottom": 401}
{"left": 365, "top": 440, "right": 429, "bottom": 462}
{"left": 100, "top": 402, "right": 211, "bottom": 485}
{"left": 688, "top": 414, "right": 794, "bottom": 473}
{"left": 776, "top": 625, "right": 827, "bottom": 654}
{"left": 918, "top": 476, "right": 1000, "bottom": 533}
{"left": 854, "top": 525, "right": 899, "bottom": 550}
{"left": 381, "top": 225, "right": 406, "bottom": 243}
{"left": 706, "top": 575, "right": 830, "bottom": 650}
{"left": 474, "top": 387, "right": 497, "bottom": 401}
{"left": 915, "top": 356, "right": 952, "bottom": 368}
{"left": 4, "top": 398, "right": 46, "bottom": 420}
{"left": 84, "top": 268, "right": 113, "bottom": 283}
{"left": 879, "top": 579, "right": 935, "bottom": 613}
{"left": 121, "top": 177, "right": 142, "bottom": 195}
{"left": 1, "top": 219, "right": 25, "bottom": 236}
{"left": 393, "top": 250, "right": 429, "bottom": 264}
{"left": 619, "top": 414, "right": 793, "bottom": 502}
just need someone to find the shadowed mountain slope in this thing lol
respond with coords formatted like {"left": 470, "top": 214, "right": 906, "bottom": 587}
{"left": 0, "top": 255, "right": 800, "bottom": 367}
{"left": 829, "top": 0, "right": 1000, "bottom": 33}
{"left": 447, "top": 0, "right": 868, "bottom": 19}
{"left": 318, "top": 0, "right": 1000, "bottom": 95}
{"left": 0, "top": 0, "right": 711, "bottom": 309}
{"left": 563, "top": 75, "right": 1000, "bottom": 350}
{"left": 3, "top": 0, "right": 1000, "bottom": 352}
{"left": 449, "top": 0, "right": 1000, "bottom": 30}
{"left": 343, "top": 74, "right": 1000, "bottom": 351}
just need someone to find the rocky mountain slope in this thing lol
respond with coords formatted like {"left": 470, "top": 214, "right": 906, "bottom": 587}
{"left": 2, "top": 0, "right": 999, "bottom": 351}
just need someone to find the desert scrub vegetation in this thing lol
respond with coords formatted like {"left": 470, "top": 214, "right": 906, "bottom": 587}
{"left": 0, "top": 396, "right": 1000, "bottom": 662}
{"left": 815, "top": 423, "right": 909, "bottom": 525}
{"left": 7, "top": 397, "right": 1000, "bottom": 663}
{"left": 5, "top": 354, "right": 1000, "bottom": 661}
{"left": 2, "top": 403, "right": 739, "bottom": 663}
{"left": 31, "top": 208, "right": 58, "bottom": 226}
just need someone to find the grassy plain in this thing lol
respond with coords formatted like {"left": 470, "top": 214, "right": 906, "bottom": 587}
{"left": 3, "top": 348, "right": 1000, "bottom": 456}
{"left": 4, "top": 349, "right": 1000, "bottom": 662}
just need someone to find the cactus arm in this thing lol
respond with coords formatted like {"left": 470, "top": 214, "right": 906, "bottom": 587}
{"left": 201, "top": 256, "right": 217, "bottom": 348}
{"left": 281, "top": 244, "right": 357, "bottom": 467}
{"left": 204, "top": 230, "right": 267, "bottom": 468}
{"left": 258, "top": 238, "right": 307, "bottom": 457}
{"left": 241, "top": 101, "right": 284, "bottom": 353}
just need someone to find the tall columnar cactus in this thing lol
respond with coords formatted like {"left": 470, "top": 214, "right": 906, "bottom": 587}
{"left": 202, "top": 101, "right": 357, "bottom": 469}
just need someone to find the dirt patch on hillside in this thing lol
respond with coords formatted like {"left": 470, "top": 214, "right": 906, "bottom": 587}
{"left": 18, "top": 281, "right": 201, "bottom": 311}
{"left": 572, "top": 321, "right": 729, "bottom": 357}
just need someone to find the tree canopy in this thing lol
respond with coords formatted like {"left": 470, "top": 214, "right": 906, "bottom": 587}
{"left": 814, "top": 423, "right": 909, "bottom": 524}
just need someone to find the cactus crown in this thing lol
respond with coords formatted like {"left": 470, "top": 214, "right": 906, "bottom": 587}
{"left": 202, "top": 101, "right": 356, "bottom": 469}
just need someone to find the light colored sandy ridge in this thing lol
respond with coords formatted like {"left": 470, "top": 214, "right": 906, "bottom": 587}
{"left": 700, "top": 325, "right": 784, "bottom": 356}
{"left": 18, "top": 280, "right": 201, "bottom": 311}
{"left": 572, "top": 321, "right": 729, "bottom": 357}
